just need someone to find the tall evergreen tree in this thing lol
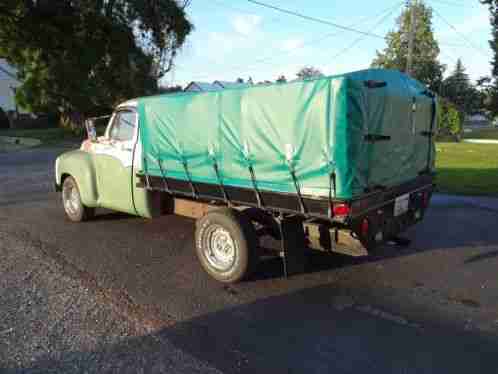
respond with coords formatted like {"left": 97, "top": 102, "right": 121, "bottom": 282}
{"left": 372, "top": 1, "right": 445, "bottom": 91}
{"left": 443, "top": 59, "right": 480, "bottom": 115}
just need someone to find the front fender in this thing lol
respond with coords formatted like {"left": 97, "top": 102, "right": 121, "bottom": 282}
{"left": 55, "top": 150, "right": 99, "bottom": 207}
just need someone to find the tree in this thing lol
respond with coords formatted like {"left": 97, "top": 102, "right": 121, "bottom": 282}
{"left": 437, "top": 98, "right": 462, "bottom": 141}
{"left": 276, "top": 75, "right": 287, "bottom": 83}
{"left": 296, "top": 66, "right": 324, "bottom": 80}
{"left": 480, "top": 0, "right": 498, "bottom": 116}
{"left": 0, "top": 0, "right": 193, "bottom": 121}
{"left": 371, "top": 1, "right": 445, "bottom": 92}
{"left": 158, "top": 84, "right": 183, "bottom": 94}
{"left": 442, "top": 59, "right": 481, "bottom": 115}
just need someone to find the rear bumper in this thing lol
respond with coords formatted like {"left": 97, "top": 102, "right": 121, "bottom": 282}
{"left": 306, "top": 183, "right": 434, "bottom": 256}
{"left": 351, "top": 184, "right": 434, "bottom": 249}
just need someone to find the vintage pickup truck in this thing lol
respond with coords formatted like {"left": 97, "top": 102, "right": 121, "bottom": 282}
{"left": 55, "top": 69, "right": 436, "bottom": 283}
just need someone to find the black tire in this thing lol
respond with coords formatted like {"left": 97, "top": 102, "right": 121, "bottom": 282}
{"left": 195, "top": 208, "right": 258, "bottom": 283}
{"left": 62, "top": 176, "right": 95, "bottom": 222}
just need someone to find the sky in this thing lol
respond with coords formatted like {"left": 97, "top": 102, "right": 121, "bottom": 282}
{"left": 162, "top": 0, "right": 494, "bottom": 87}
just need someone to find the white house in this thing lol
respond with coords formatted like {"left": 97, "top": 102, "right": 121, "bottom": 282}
{"left": 0, "top": 59, "right": 21, "bottom": 114}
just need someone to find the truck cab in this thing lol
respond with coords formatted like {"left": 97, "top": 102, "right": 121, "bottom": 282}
{"left": 55, "top": 101, "right": 159, "bottom": 221}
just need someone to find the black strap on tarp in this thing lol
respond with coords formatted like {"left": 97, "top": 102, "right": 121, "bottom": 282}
{"left": 287, "top": 163, "right": 306, "bottom": 215}
{"left": 328, "top": 171, "right": 337, "bottom": 218}
{"left": 143, "top": 157, "right": 151, "bottom": 189}
{"left": 211, "top": 158, "right": 231, "bottom": 206}
{"left": 248, "top": 163, "right": 264, "bottom": 208}
{"left": 425, "top": 94, "right": 437, "bottom": 172}
{"left": 156, "top": 157, "right": 171, "bottom": 194}
{"left": 420, "top": 131, "right": 435, "bottom": 137}
{"left": 364, "top": 134, "right": 391, "bottom": 142}
{"left": 364, "top": 80, "right": 387, "bottom": 89}
{"left": 180, "top": 157, "right": 198, "bottom": 199}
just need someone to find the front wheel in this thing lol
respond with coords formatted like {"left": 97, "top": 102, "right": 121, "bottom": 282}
{"left": 195, "top": 208, "right": 258, "bottom": 283}
{"left": 62, "top": 176, "right": 95, "bottom": 222}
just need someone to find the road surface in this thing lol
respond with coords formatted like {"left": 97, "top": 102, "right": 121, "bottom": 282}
{"left": 1, "top": 146, "right": 498, "bottom": 373}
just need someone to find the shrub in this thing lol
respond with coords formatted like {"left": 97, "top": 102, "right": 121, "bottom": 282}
{"left": 437, "top": 98, "right": 462, "bottom": 142}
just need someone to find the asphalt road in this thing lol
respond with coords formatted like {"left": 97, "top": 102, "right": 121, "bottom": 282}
{"left": 2, "top": 147, "right": 498, "bottom": 373}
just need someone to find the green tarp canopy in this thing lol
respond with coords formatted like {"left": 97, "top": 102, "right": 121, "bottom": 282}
{"left": 138, "top": 69, "right": 436, "bottom": 200}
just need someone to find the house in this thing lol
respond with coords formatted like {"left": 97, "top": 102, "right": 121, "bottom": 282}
{"left": 184, "top": 80, "right": 253, "bottom": 92}
{"left": 464, "top": 114, "right": 489, "bottom": 128}
{"left": 0, "top": 59, "right": 21, "bottom": 118}
{"left": 184, "top": 81, "right": 221, "bottom": 92}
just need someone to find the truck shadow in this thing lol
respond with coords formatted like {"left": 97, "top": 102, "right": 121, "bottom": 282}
{"left": 251, "top": 201, "right": 498, "bottom": 281}
{"left": 5, "top": 282, "right": 498, "bottom": 374}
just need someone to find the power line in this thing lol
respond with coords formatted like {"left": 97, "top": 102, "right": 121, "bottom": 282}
{"left": 244, "top": 0, "right": 479, "bottom": 50}
{"left": 329, "top": 3, "right": 404, "bottom": 61}
{"left": 211, "top": 0, "right": 281, "bottom": 24}
{"left": 245, "top": 0, "right": 387, "bottom": 40}
{"left": 432, "top": 7, "right": 491, "bottom": 58}
{"left": 186, "top": 1, "right": 403, "bottom": 81}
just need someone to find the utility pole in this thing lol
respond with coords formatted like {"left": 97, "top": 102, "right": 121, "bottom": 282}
{"left": 406, "top": 0, "right": 417, "bottom": 75}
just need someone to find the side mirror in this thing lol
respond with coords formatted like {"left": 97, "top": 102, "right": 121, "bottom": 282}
{"left": 85, "top": 119, "right": 97, "bottom": 142}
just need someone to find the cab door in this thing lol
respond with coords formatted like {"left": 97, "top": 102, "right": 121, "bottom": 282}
{"left": 94, "top": 109, "right": 138, "bottom": 214}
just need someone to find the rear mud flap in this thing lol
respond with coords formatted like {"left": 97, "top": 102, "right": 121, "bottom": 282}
{"left": 305, "top": 222, "right": 369, "bottom": 257}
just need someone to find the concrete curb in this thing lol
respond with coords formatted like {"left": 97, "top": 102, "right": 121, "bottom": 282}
{"left": 463, "top": 139, "right": 498, "bottom": 145}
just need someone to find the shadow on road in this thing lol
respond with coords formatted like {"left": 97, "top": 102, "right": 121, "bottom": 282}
{"left": 3, "top": 282, "right": 498, "bottom": 374}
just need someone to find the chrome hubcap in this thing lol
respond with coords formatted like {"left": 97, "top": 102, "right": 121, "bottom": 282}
{"left": 63, "top": 185, "right": 79, "bottom": 216}
{"left": 205, "top": 226, "right": 236, "bottom": 271}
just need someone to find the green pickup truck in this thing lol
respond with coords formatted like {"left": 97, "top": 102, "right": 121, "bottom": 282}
{"left": 55, "top": 69, "right": 435, "bottom": 283}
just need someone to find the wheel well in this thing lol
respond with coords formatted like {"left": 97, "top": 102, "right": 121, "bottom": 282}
{"left": 61, "top": 173, "right": 71, "bottom": 185}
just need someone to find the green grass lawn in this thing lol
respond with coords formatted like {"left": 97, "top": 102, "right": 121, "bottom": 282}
{"left": 436, "top": 142, "right": 498, "bottom": 196}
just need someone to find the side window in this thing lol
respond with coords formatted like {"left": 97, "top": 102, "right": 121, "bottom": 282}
{"left": 109, "top": 110, "right": 137, "bottom": 142}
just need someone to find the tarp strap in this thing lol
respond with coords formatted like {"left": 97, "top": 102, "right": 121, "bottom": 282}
{"left": 419, "top": 131, "right": 434, "bottom": 137}
{"left": 329, "top": 171, "right": 337, "bottom": 209}
{"left": 426, "top": 96, "right": 437, "bottom": 172}
{"left": 180, "top": 158, "right": 198, "bottom": 199}
{"left": 364, "top": 134, "right": 391, "bottom": 142}
{"left": 364, "top": 80, "right": 387, "bottom": 89}
{"left": 287, "top": 163, "right": 306, "bottom": 215}
{"left": 143, "top": 157, "right": 151, "bottom": 189}
{"left": 212, "top": 159, "right": 231, "bottom": 206}
{"left": 157, "top": 157, "right": 171, "bottom": 194}
{"left": 248, "top": 164, "right": 264, "bottom": 208}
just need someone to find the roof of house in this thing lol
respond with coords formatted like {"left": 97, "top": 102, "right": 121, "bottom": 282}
{"left": 184, "top": 81, "right": 220, "bottom": 92}
{"left": 0, "top": 59, "right": 18, "bottom": 81}
{"left": 184, "top": 80, "right": 254, "bottom": 92}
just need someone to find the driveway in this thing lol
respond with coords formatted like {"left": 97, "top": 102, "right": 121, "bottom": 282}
{"left": 1, "top": 146, "right": 498, "bottom": 373}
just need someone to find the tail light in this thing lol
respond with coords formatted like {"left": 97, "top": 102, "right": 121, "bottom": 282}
{"left": 333, "top": 203, "right": 351, "bottom": 217}
{"left": 361, "top": 218, "right": 370, "bottom": 237}
{"left": 422, "top": 191, "right": 430, "bottom": 207}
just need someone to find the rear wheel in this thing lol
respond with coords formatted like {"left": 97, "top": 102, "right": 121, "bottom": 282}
{"left": 195, "top": 208, "right": 258, "bottom": 283}
{"left": 62, "top": 176, "right": 95, "bottom": 222}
